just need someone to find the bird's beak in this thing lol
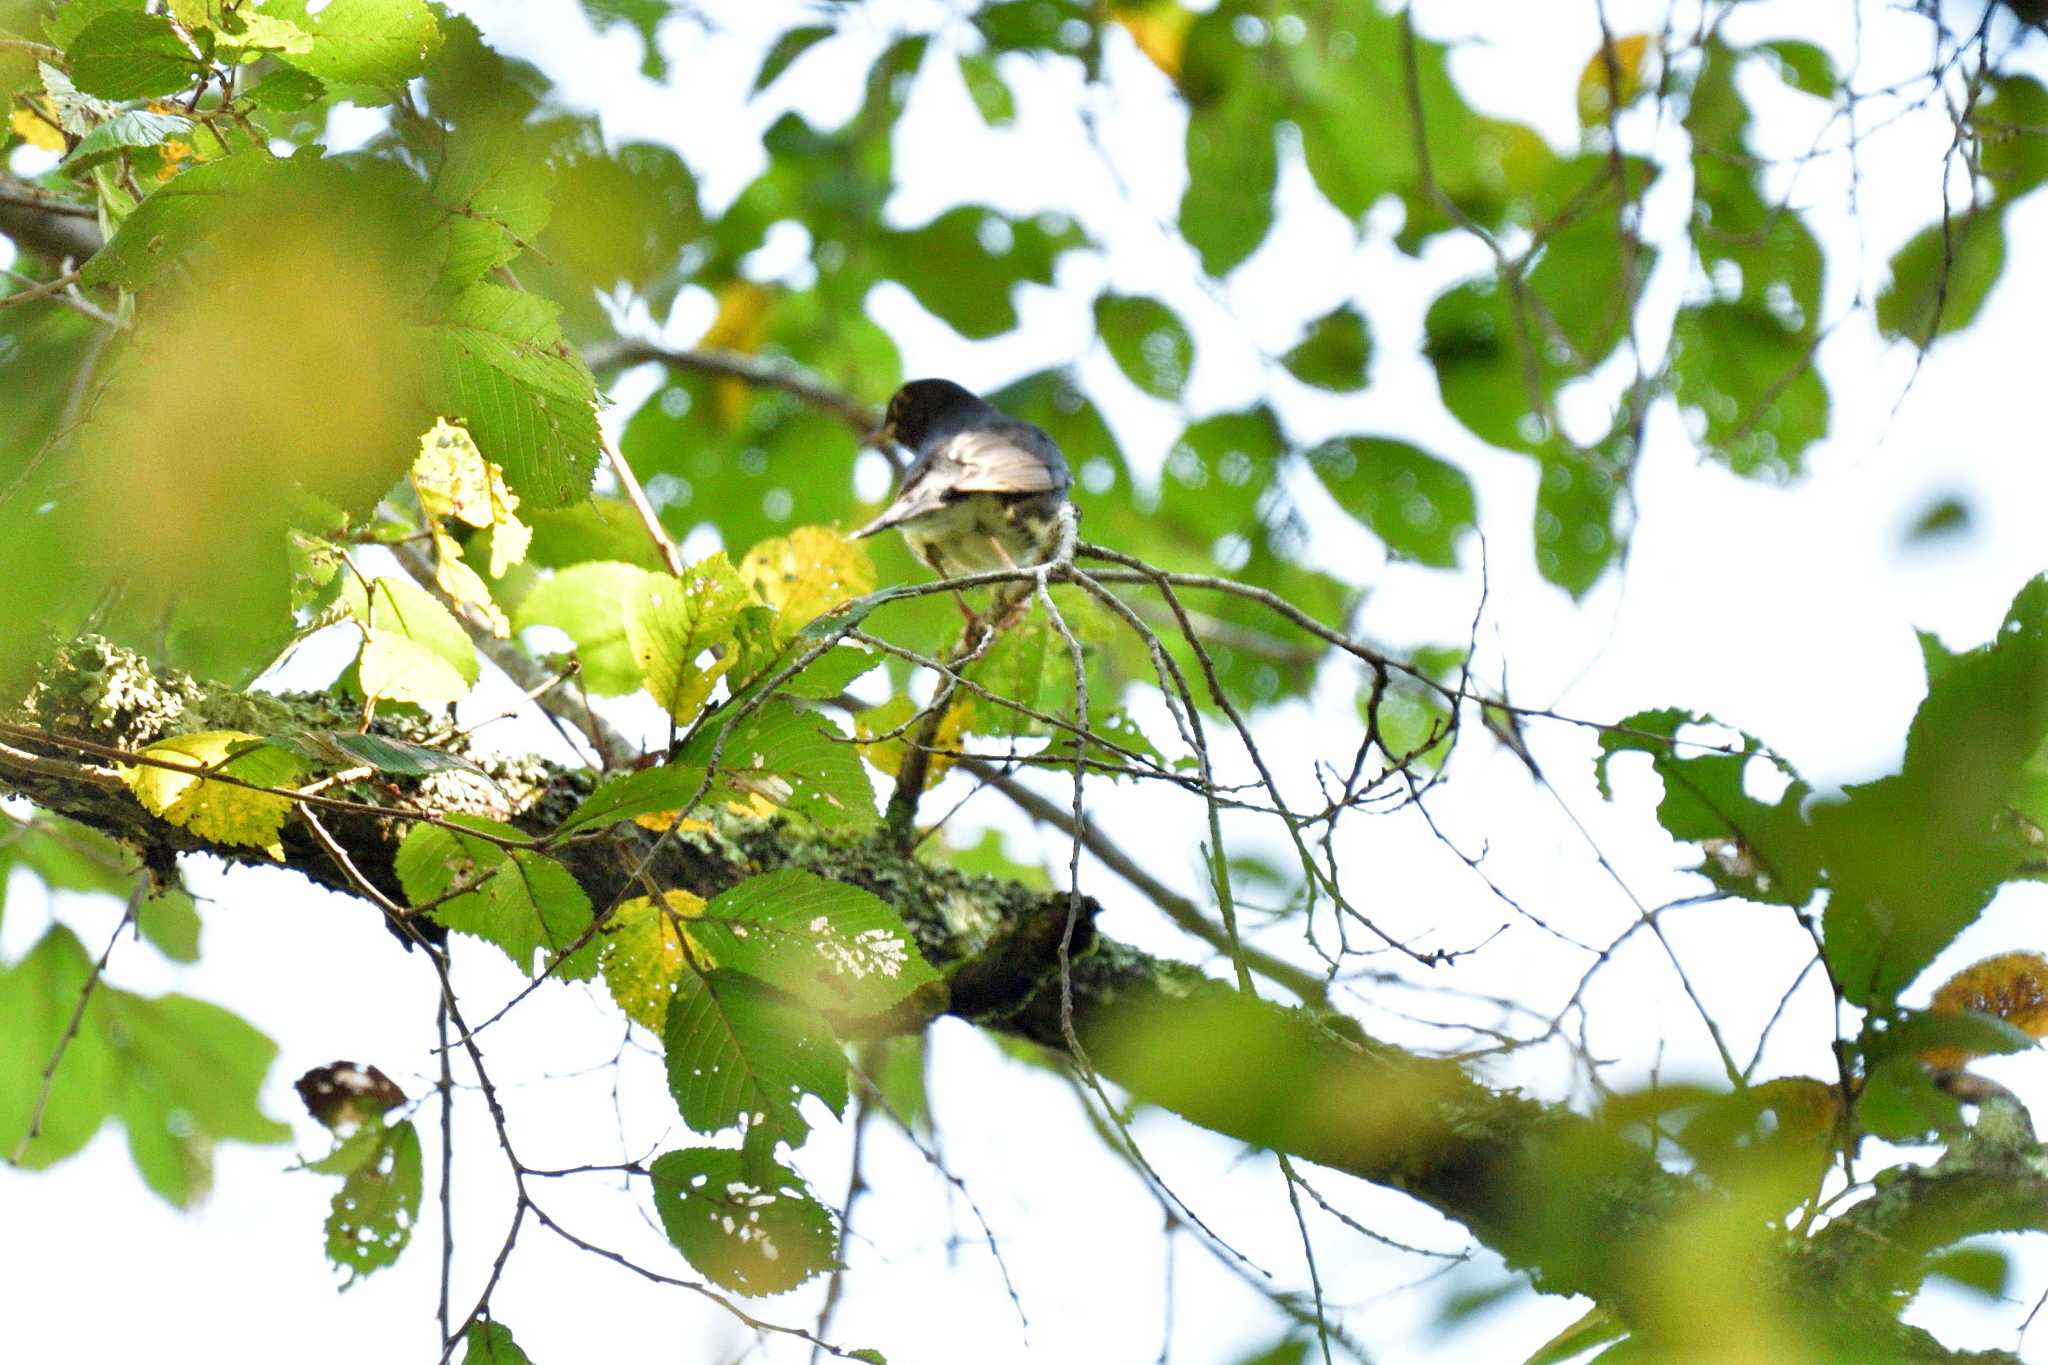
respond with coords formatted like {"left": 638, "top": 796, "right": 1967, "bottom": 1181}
{"left": 859, "top": 418, "right": 895, "bottom": 450}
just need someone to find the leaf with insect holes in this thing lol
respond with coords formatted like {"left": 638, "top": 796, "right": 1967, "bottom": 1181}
{"left": 625, "top": 553, "right": 753, "bottom": 724}
{"left": 664, "top": 968, "right": 846, "bottom": 1145}
{"left": 121, "top": 731, "right": 298, "bottom": 858}
{"left": 650, "top": 1146, "right": 837, "bottom": 1296}
{"left": 601, "top": 890, "right": 703, "bottom": 1031}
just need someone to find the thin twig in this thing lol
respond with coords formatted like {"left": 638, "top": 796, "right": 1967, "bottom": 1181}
{"left": 9, "top": 881, "right": 144, "bottom": 1165}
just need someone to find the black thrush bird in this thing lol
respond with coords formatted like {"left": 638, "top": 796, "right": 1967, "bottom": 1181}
{"left": 853, "top": 379, "right": 1074, "bottom": 587}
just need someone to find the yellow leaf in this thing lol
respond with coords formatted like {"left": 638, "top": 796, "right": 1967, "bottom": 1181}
{"left": 1577, "top": 33, "right": 1653, "bottom": 127}
{"left": 359, "top": 627, "right": 469, "bottom": 707}
{"left": 10, "top": 100, "right": 64, "bottom": 153}
{"left": 1748, "top": 1076, "right": 1840, "bottom": 1141}
{"left": 700, "top": 282, "right": 774, "bottom": 427}
{"left": 121, "top": 730, "right": 297, "bottom": 859}
{"left": 410, "top": 419, "right": 531, "bottom": 577}
{"left": 1115, "top": 1, "right": 1193, "bottom": 81}
{"left": 431, "top": 529, "right": 510, "bottom": 638}
{"left": 1923, "top": 950, "right": 2048, "bottom": 1070}
{"left": 601, "top": 890, "right": 707, "bottom": 1030}
{"left": 630, "top": 809, "right": 716, "bottom": 834}
{"left": 857, "top": 695, "right": 974, "bottom": 788}
{"left": 156, "top": 138, "right": 194, "bottom": 183}
{"left": 739, "top": 525, "right": 877, "bottom": 638}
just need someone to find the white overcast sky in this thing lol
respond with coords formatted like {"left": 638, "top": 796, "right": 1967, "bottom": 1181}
{"left": 8, "top": 1, "right": 2048, "bottom": 1362}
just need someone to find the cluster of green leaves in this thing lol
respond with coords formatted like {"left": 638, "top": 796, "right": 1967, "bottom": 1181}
{"left": 1585, "top": 574, "right": 2048, "bottom": 1346}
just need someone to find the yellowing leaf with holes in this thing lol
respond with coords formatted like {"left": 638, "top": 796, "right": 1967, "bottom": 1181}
{"left": 1921, "top": 951, "right": 2048, "bottom": 1071}
{"left": 857, "top": 695, "right": 974, "bottom": 788}
{"left": 601, "top": 890, "right": 705, "bottom": 1029}
{"left": 739, "top": 526, "right": 876, "bottom": 639}
{"left": 1578, "top": 33, "right": 1652, "bottom": 126}
{"left": 121, "top": 731, "right": 298, "bottom": 858}
{"left": 623, "top": 554, "right": 753, "bottom": 724}
{"left": 413, "top": 420, "right": 522, "bottom": 534}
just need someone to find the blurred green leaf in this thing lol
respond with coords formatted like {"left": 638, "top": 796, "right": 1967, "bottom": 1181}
{"left": 1979, "top": 74, "right": 2048, "bottom": 204}
{"left": 1923, "top": 1246, "right": 2012, "bottom": 1300}
{"left": 1669, "top": 302, "right": 1827, "bottom": 478}
{"left": 1094, "top": 292, "right": 1193, "bottom": 400}
{"left": 958, "top": 49, "right": 1015, "bottom": 124}
{"left": 753, "top": 24, "right": 832, "bottom": 94}
{"left": 1754, "top": 39, "right": 1835, "bottom": 97}
{"left": 881, "top": 207, "right": 1084, "bottom": 339}
{"left": 1876, "top": 209, "right": 2008, "bottom": 347}
{"left": 137, "top": 888, "right": 202, "bottom": 963}
{"left": 1309, "top": 437, "right": 1473, "bottom": 568}
{"left": 1282, "top": 305, "right": 1372, "bottom": 392}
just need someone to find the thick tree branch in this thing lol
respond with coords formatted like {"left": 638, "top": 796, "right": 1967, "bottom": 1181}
{"left": 583, "top": 336, "right": 881, "bottom": 435}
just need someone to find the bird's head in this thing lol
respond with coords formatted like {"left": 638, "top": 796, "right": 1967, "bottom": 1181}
{"left": 867, "top": 378, "right": 983, "bottom": 452}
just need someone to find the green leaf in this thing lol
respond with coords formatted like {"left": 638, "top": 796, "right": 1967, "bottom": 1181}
{"left": 513, "top": 561, "right": 653, "bottom": 695}
{"left": 1595, "top": 709, "right": 1822, "bottom": 906}
{"left": 958, "top": 49, "right": 1014, "bottom": 125}
{"left": 271, "top": 729, "right": 494, "bottom": 781}
{"left": 360, "top": 575, "right": 478, "bottom": 706}
{"left": 624, "top": 554, "right": 753, "bottom": 724}
{"left": 1180, "top": 83, "right": 1277, "bottom": 275}
{"left": 0, "top": 926, "right": 116, "bottom": 1169}
{"left": 430, "top": 114, "right": 554, "bottom": 286}
{"left": 663, "top": 968, "right": 847, "bottom": 1144}
{"left": 62, "top": 108, "right": 191, "bottom": 173}
{"left": 1534, "top": 440, "right": 1625, "bottom": 597}
{"left": 461, "top": 1322, "right": 532, "bottom": 1364}
{"left": 98, "top": 986, "right": 292, "bottom": 1205}
{"left": 557, "top": 762, "right": 710, "bottom": 838}
{"left": 1309, "top": 437, "right": 1474, "bottom": 568}
{"left": 1875, "top": 209, "right": 2008, "bottom": 348}
{"left": 1669, "top": 302, "right": 1828, "bottom": 478}
{"left": 1423, "top": 277, "right": 1536, "bottom": 452}
{"left": 264, "top": 0, "right": 441, "bottom": 93}
{"left": 686, "top": 870, "right": 939, "bottom": 1016}
{"left": 309, "top": 1117, "right": 422, "bottom": 1286}
{"left": 1094, "top": 292, "right": 1193, "bottom": 400}
{"left": 676, "top": 701, "right": 879, "bottom": 829}
{"left": 396, "top": 821, "right": 595, "bottom": 978}
{"left": 137, "top": 887, "right": 202, "bottom": 963}
{"left": 649, "top": 1146, "right": 837, "bottom": 1296}
{"left": 1527, "top": 1308, "right": 1627, "bottom": 1365}
{"left": 880, "top": 207, "right": 1085, "bottom": 339}
{"left": 241, "top": 66, "right": 325, "bottom": 111}
{"left": 1857, "top": 1054, "right": 1959, "bottom": 1141}
{"left": 1924, "top": 1246, "right": 2012, "bottom": 1300}
{"left": 753, "top": 24, "right": 831, "bottom": 93}
{"left": 1858, "top": 1008, "right": 2038, "bottom": 1070}
{"left": 1979, "top": 75, "right": 2048, "bottom": 205}
{"left": 1281, "top": 305, "right": 1372, "bottom": 391}
{"left": 418, "top": 283, "right": 602, "bottom": 509}
{"left": 1817, "top": 577, "right": 2048, "bottom": 1006}
{"left": 1755, "top": 39, "right": 1836, "bottom": 97}
{"left": 80, "top": 152, "right": 278, "bottom": 290}
{"left": 68, "top": 10, "right": 199, "bottom": 99}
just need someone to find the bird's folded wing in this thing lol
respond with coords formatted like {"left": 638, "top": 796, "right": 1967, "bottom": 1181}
{"left": 937, "top": 429, "right": 1064, "bottom": 494}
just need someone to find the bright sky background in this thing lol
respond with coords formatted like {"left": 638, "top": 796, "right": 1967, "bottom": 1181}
{"left": 8, "top": 1, "right": 2048, "bottom": 1362}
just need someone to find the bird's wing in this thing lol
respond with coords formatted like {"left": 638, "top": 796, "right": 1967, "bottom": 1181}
{"left": 853, "top": 425, "right": 1066, "bottom": 538}
{"left": 938, "top": 427, "right": 1066, "bottom": 495}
